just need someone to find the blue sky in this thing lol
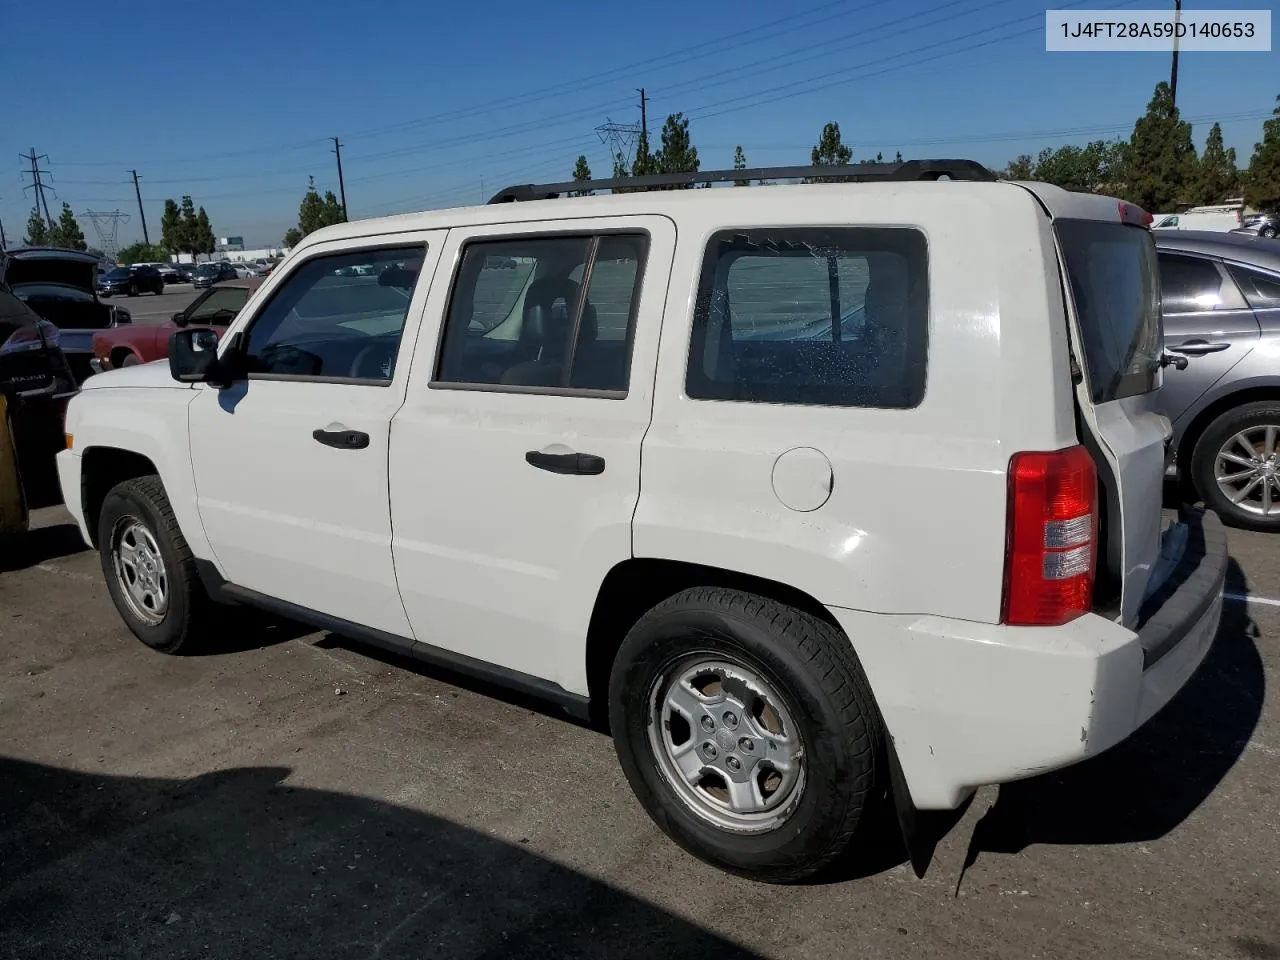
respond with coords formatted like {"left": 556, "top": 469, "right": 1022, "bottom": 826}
{"left": 3, "top": 0, "right": 1276, "bottom": 249}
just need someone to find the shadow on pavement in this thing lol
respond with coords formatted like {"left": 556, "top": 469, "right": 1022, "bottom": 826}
{"left": 0, "top": 757, "right": 763, "bottom": 960}
{"left": 961, "top": 556, "right": 1263, "bottom": 863}
{"left": 0, "top": 522, "right": 88, "bottom": 573}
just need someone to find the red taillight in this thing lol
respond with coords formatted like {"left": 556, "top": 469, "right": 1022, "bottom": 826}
{"left": 1001, "top": 445, "right": 1098, "bottom": 626}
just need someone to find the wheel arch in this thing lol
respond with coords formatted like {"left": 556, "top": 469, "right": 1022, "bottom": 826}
{"left": 80, "top": 446, "right": 160, "bottom": 547}
{"left": 1177, "top": 383, "right": 1280, "bottom": 496}
{"left": 109, "top": 346, "right": 139, "bottom": 368}
{"left": 584, "top": 558, "right": 842, "bottom": 725}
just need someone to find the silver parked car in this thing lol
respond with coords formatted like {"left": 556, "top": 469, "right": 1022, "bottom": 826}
{"left": 1157, "top": 230, "right": 1280, "bottom": 530}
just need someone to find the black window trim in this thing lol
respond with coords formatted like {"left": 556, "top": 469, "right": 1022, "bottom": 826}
{"left": 233, "top": 239, "right": 429, "bottom": 387}
{"left": 683, "top": 224, "right": 931, "bottom": 410}
{"left": 428, "top": 226, "right": 652, "bottom": 399}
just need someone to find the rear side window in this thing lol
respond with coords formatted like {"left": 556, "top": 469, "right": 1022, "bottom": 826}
{"left": 1228, "top": 264, "right": 1280, "bottom": 309}
{"left": 1158, "top": 253, "right": 1228, "bottom": 313}
{"left": 686, "top": 227, "right": 928, "bottom": 408}
{"left": 1055, "top": 220, "right": 1161, "bottom": 404}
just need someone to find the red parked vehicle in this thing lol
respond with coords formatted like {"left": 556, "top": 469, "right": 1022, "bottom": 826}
{"left": 90, "top": 278, "right": 263, "bottom": 373}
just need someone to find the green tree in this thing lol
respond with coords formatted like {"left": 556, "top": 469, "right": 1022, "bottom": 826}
{"left": 1003, "top": 154, "right": 1035, "bottom": 179}
{"left": 282, "top": 227, "right": 302, "bottom": 249}
{"left": 291, "top": 177, "right": 347, "bottom": 242}
{"left": 116, "top": 242, "right": 170, "bottom": 264}
{"left": 1029, "top": 140, "right": 1126, "bottom": 193}
{"left": 176, "top": 195, "right": 201, "bottom": 260}
{"left": 809, "top": 121, "right": 852, "bottom": 181}
{"left": 48, "top": 203, "right": 87, "bottom": 250}
{"left": 160, "top": 198, "right": 184, "bottom": 254}
{"left": 1245, "top": 95, "right": 1280, "bottom": 213}
{"left": 195, "top": 208, "right": 216, "bottom": 258}
{"left": 631, "top": 130, "right": 659, "bottom": 179}
{"left": 1125, "top": 81, "right": 1197, "bottom": 212}
{"left": 570, "top": 155, "right": 593, "bottom": 196}
{"left": 733, "top": 145, "right": 748, "bottom": 186}
{"left": 23, "top": 210, "right": 50, "bottom": 246}
{"left": 654, "top": 112, "right": 699, "bottom": 189}
{"left": 1194, "top": 122, "right": 1240, "bottom": 205}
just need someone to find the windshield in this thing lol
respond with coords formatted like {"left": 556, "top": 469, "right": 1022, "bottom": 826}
{"left": 104, "top": 268, "right": 132, "bottom": 279}
{"left": 194, "top": 265, "right": 218, "bottom": 276}
{"left": 1055, "top": 219, "right": 1162, "bottom": 404}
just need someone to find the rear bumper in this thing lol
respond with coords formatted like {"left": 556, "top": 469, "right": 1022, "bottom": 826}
{"left": 829, "top": 509, "right": 1226, "bottom": 810}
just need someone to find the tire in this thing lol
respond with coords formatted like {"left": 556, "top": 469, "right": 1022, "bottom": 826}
{"left": 128, "top": 282, "right": 138, "bottom": 297}
{"left": 97, "top": 475, "right": 216, "bottom": 653}
{"left": 119, "top": 353, "right": 140, "bottom": 367}
{"left": 1191, "top": 401, "right": 1280, "bottom": 532}
{"left": 608, "top": 587, "right": 883, "bottom": 883}
{"left": 1260, "top": 226, "right": 1277, "bottom": 239}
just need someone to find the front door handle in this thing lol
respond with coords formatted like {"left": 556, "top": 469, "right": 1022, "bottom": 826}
{"left": 1167, "top": 339, "right": 1231, "bottom": 356}
{"left": 525, "top": 450, "right": 606, "bottom": 475}
{"left": 313, "top": 427, "right": 370, "bottom": 450}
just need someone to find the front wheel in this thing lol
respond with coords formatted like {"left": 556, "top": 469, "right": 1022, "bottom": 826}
{"left": 119, "top": 353, "right": 140, "bottom": 367}
{"left": 1261, "top": 225, "right": 1277, "bottom": 239}
{"left": 98, "top": 475, "right": 216, "bottom": 653}
{"left": 1191, "top": 401, "right": 1280, "bottom": 532}
{"left": 128, "top": 282, "right": 138, "bottom": 297}
{"left": 608, "top": 587, "right": 883, "bottom": 883}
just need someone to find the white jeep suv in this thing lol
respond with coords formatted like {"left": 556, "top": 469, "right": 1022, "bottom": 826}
{"left": 56, "top": 161, "right": 1227, "bottom": 883}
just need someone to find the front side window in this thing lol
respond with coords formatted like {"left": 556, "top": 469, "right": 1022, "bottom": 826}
{"left": 686, "top": 227, "right": 929, "bottom": 408}
{"left": 434, "top": 232, "right": 648, "bottom": 393}
{"left": 240, "top": 245, "right": 424, "bottom": 382}
{"left": 186, "top": 286, "right": 249, "bottom": 326}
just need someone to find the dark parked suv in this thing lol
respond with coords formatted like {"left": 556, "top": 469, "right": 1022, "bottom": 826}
{"left": 191, "top": 262, "right": 238, "bottom": 288}
{"left": 98, "top": 264, "right": 165, "bottom": 297}
{"left": 1157, "top": 230, "right": 1280, "bottom": 530}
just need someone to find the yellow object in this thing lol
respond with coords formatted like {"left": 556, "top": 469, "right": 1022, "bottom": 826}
{"left": 65, "top": 432, "right": 73, "bottom": 450}
{"left": 0, "top": 394, "right": 29, "bottom": 543}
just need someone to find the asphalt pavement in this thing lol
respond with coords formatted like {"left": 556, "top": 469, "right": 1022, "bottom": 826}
{"left": 0, "top": 503, "right": 1276, "bottom": 959}
{"left": 109, "top": 283, "right": 204, "bottom": 325}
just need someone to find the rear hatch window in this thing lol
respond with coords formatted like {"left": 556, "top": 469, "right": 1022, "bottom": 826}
{"left": 1054, "top": 220, "right": 1162, "bottom": 403}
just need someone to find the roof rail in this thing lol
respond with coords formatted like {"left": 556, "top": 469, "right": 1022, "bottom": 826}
{"left": 488, "top": 159, "right": 998, "bottom": 203}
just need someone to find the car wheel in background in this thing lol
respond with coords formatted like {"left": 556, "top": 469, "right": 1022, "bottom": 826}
{"left": 119, "top": 353, "right": 140, "bottom": 367}
{"left": 128, "top": 282, "right": 138, "bottom": 297}
{"left": 1261, "top": 226, "right": 1277, "bottom": 238}
{"left": 608, "top": 587, "right": 883, "bottom": 883}
{"left": 1192, "top": 401, "right": 1280, "bottom": 532}
{"left": 97, "top": 475, "right": 217, "bottom": 653}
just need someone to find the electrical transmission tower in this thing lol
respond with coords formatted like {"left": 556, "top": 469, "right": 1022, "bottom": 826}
{"left": 595, "top": 88, "right": 648, "bottom": 171}
{"left": 83, "top": 210, "right": 130, "bottom": 259}
{"left": 20, "top": 148, "right": 55, "bottom": 228}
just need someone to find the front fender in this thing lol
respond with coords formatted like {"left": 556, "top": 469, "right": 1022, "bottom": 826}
{"left": 68, "top": 386, "right": 212, "bottom": 562}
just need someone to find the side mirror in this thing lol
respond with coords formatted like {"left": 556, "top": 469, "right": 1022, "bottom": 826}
{"left": 172, "top": 310, "right": 189, "bottom": 327}
{"left": 169, "top": 328, "right": 222, "bottom": 384}
{"left": 113, "top": 311, "right": 131, "bottom": 325}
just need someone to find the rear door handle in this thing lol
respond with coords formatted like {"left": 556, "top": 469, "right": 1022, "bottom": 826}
{"left": 313, "top": 427, "right": 370, "bottom": 449}
{"left": 525, "top": 450, "right": 606, "bottom": 475}
{"left": 1167, "top": 339, "right": 1231, "bottom": 356}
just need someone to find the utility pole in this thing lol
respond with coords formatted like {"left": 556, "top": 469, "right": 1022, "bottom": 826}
{"left": 129, "top": 170, "right": 150, "bottom": 245}
{"left": 1169, "top": 0, "right": 1182, "bottom": 110}
{"left": 331, "top": 137, "right": 348, "bottom": 220}
{"left": 637, "top": 87, "right": 648, "bottom": 139}
{"left": 23, "top": 149, "right": 54, "bottom": 227}
{"left": 0, "top": 213, "right": 7, "bottom": 250}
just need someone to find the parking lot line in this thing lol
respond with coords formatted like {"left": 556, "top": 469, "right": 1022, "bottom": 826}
{"left": 1224, "top": 592, "right": 1280, "bottom": 608}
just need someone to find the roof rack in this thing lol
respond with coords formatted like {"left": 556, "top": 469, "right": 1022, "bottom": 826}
{"left": 488, "top": 159, "right": 997, "bottom": 203}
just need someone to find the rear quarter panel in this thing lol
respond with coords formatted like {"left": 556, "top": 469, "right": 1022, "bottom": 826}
{"left": 635, "top": 184, "right": 1079, "bottom": 623}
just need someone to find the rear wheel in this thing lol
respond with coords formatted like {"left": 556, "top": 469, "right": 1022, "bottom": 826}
{"left": 128, "top": 281, "right": 138, "bottom": 297}
{"left": 1191, "top": 401, "right": 1280, "bottom": 531}
{"left": 119, "top": 353, "right": 140, "bottom": 367}
{"left": 1261, "top": 225, "right": 1277, "bottom": 239}
{"left": 608, "top": 587, "right": 883, "bottom": 883}
{"left": 98, "top": 475, "right": 217, "bottom": 653}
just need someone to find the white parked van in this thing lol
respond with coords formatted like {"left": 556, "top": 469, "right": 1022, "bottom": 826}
{"left": 56, "top": 161, "right": 1226, "bottom": 883}
{"left": 1152, "top": 200, "right": 1246, "bottom": 233}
